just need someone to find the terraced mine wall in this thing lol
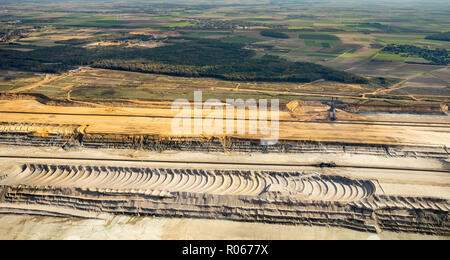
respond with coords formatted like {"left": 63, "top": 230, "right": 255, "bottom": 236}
{"left": 0, "top": 93, "right": 167, "bottom": 109}
{"left": 0, "top": 93, "right": 83, "bottom": 107}
{"left": 1, "top": 93, "right": 448, "bottom": 113}
{"left": 0, "top": 124, "right": 448, "bottom": 158}
{"left": 0, "top": 122, "right": 83, "bottom": 148}
{"left": 83, "top": 134, "right": 449, "bottom": 158}
{"left": 0, "top": 164, "right": 448, "bottom": 235}
{"left": 346, "top": 103, "right": 449, "bottom": 114}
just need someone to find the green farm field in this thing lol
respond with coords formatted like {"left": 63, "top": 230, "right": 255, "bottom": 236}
{"left": 0, "top": 0, "right": 448, "bottom": 106}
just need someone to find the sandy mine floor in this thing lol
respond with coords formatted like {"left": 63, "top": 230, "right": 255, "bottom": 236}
{"left": 0, "top": 214, "right": 447, "bottom": 240}
{"left": 0, "top": 99, "right": 449, "bottom": 146}
{"left": 0, "top": 99, "right": 448, "bottom": 239}
{"left": 0, "top": 146, "right": 449, "bottom": 199}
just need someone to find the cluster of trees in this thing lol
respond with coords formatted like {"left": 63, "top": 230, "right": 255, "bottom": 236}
{"left": 0, "top": 29, "right": 28, "bottom": 43}
{"left": 382, "top": 44, "right": 448, "bottom": 65}
{"left": 132, "top": 39, "right": 254, "bottom": 66}
{"left": 0, "top": 46, "right": 88, "bottom": 73}
{"left": 190, "top": 18, "right": 283, "bottom": 30}
{"left": 0, "top": 38, "right": 368, "bottom": 84}
{"left": 55, "top": 33, "right": 154, "bottom": 46}
{"left": 357, "top": 23, "right": 425, "bottom": 33}
{"left": 93, "top": 55, "right": 368, "bottom": 83}
{"left": 260, "top": 30, "right": 290, "bottom": 39}
{"left": 425, "top": 32, "right": 450, "bottom": 42}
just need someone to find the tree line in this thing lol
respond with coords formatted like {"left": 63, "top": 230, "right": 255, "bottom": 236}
{"left": 260, "top": 30, "right": 290, "bottom": 39}
{"left": 425, "top": 32, "right": 450, "bottom": 42}
{"left": 0, "top": 38, "right": 368, "bottom": 84}
{"left": 382, "top": 44, "right": 448, "bottom": 65}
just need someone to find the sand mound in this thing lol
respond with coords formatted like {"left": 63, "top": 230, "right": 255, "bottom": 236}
{"left": 0, "top": 164, "right": 377, "bottom": 202}
{"left": 286, "top": 100, "right": 368, "bottom": 121}
{"left": 441, "top": 103, "right": 449, "bottom": 113}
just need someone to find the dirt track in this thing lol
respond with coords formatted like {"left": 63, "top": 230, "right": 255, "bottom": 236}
{"left": 0, "top": 99, "right": 449, "bottom": 147}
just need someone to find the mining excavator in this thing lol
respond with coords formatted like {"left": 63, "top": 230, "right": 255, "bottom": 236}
{"left": 322, "top": 97, "right": 347, "bottom": 121}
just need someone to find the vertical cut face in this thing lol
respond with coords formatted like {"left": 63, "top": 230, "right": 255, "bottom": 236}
{"left": 0, "top": 164, "right": 377, "bottom": 202}
{"left": 0, "top": 123, "right": 81, "bottom": 136}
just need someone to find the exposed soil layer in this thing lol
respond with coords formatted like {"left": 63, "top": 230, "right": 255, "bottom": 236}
{"left": 0, "top": 164, "right": 449, "bottom": 235}
{"left": 287, "top": 100, "right": 449, "bottom": 115}
{"left": 0, "top": 93, "right": 81, "bottom": 107}
{"left": 0, "top": 183, "right": 448, "bottom": 235}
{"left": 0, "top": 96, "right": 448, "bottom": 237}
{"left": 1, "top": 92, "right": 448, "bottom": 113}
{"left": 346, "top": 103, "right": 449, "bottom": 114}
{"left": 0, "top": 129, "right": 448, "bottom": 159}
{"left": 1, "top": 164, "right": 378, "bottom": 201}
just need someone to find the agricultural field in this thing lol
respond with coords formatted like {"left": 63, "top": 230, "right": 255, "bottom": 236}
{"left": 0, "top": 0, "right": 448, "bottom": 105}
{"left": 0, "top": 0, "right": 449, "bottom": 242}
{"left": 0, "top": 71, "right": 46, "bottom": 92}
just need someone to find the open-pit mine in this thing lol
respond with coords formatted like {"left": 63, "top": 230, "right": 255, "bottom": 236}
{"left": 0, "top": 93, "right": 449, "bottom": 239}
